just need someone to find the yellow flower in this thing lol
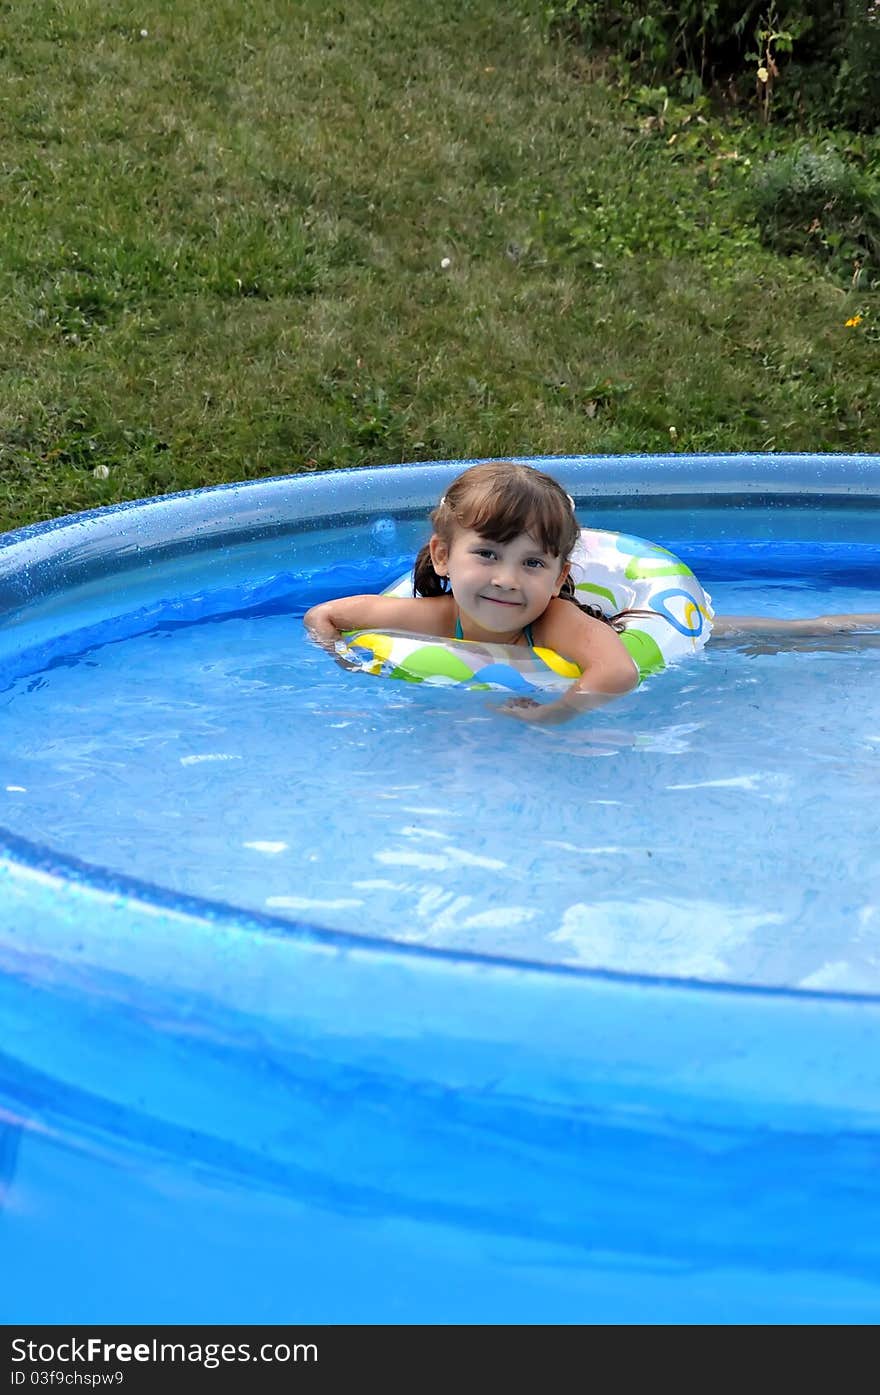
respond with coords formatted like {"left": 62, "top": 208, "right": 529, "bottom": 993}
{"left": 845, "top": 315, "right": 863, "bottom": 327}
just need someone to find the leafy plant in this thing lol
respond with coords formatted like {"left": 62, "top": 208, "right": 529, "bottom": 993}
{"left": 747, "top": 6, "right": 795, "bottom": 122}
{"left": 748, "top": 142, "right": 880, "bottom": 281}
{"left": 544, "top": 0, "right": 880, "bottom": 129}
{"left": 833, "top": 0, "right": 880, "bottom": 130}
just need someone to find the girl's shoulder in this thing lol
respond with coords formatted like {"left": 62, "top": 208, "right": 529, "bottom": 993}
{"left": 533, "top": 597, "right": 628, "bottom": 664}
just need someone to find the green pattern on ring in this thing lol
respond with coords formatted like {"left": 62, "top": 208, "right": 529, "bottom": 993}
{"left": 619, "top": 628, "right": 666, "bottom": 679}
{"left": 390, "top": 644, "right": 476, "bottom": 683}
{"left": 575, "top": 580, "right": 618, "bottom": 607}
{"left": 625, "top": 558, "right": 693, "bottom": 582}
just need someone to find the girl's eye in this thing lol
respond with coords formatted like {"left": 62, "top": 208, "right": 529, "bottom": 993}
{"left": 524, "top": 558, "right": 545, "bottom": 569}
{"left": 475, "top": 548, "right": 495, "bottom": 559}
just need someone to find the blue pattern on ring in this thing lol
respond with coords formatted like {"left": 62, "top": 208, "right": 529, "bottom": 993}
{"left": 650, "top": 588, "right": 706, "bottom": 637}
{"left": 467, "top": 663, "right": 541, "bottom": 693}
{"left": 613, "top": 533, "right": 673, "bottom": 558}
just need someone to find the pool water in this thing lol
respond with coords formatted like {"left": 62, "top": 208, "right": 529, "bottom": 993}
{"left": 3, "top": 463, "right": 880, "bottom": 1327}
{"left": 2, "top": 503, "right": 878, "bottom": 993}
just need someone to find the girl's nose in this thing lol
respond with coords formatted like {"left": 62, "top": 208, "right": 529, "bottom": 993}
{"left": 491, "top": 566, "right": 516, "bottom": 589}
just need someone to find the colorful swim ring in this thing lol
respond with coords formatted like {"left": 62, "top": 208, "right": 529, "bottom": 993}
{"left": 338, "top": 528, "right": 714, "bottom": 693}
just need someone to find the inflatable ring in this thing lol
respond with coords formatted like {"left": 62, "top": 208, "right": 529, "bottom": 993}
{"left": 338, "top": 528, "right": 714, "bottom": 693}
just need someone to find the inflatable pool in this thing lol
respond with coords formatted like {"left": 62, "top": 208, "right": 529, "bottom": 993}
{"left": 1, "top": 454, "right": 879, "bottom": 1323}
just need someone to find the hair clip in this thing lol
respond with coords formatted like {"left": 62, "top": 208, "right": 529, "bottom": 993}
{"left": 566, "top": 493, "right": 576, "bottom": 511}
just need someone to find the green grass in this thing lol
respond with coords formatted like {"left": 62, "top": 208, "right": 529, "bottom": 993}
{"left": 1, "top": 0, "right": 878, "bottom": 531}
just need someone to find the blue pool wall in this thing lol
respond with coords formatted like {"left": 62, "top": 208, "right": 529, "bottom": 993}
{"left": 1, "top": 454, "right": 879, "bottom": 1323}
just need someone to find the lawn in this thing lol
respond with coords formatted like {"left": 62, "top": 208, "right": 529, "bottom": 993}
{"left": 1, "top": 0, "right": 878, "bottom": 530}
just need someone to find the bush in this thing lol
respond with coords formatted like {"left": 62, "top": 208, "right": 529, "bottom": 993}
{"left": 545, "top": 1, "right": 880, "bottom": 129}
{"left": 748, "top": 142, "right": 880, "bottom": 279}
{"left": 546, "top": 1, "right": 763, "bottom": 86}
{"left": 833, "top": 0, "right": 880, "bottom": 130}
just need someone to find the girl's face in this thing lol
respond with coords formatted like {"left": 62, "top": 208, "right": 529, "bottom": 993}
{"left": 429, "top": 526, "right": 569, "bottom": 642}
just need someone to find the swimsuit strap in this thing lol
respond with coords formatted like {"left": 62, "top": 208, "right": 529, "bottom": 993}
{"left": 454, "top": 614, "right": 536, "bottom": 649}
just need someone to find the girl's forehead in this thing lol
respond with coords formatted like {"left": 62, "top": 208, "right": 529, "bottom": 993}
{"left": 459, "top": 526, "right": 553, "bottom": 554}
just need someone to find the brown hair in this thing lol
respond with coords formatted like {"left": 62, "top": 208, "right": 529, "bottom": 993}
{"left": 413, "top": 461, "right": 622, "bottom": 629}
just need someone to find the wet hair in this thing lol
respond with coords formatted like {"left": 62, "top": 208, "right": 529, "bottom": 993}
{"left": 412, "top": 461, "right": 622, "bottom": 629}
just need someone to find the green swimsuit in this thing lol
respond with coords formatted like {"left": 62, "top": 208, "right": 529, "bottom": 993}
{"left": 454, "top": 616, "right": 537, "bottom": 648}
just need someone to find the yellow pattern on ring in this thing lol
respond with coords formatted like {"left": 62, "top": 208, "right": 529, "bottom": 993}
{"left": 531, "top": 646, "right": 581, "bottom": 679}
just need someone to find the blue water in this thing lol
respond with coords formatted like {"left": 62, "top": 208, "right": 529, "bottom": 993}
{"left": 3, "top": 476, "right": 880, "bottom": 1325}
{"left": 1, "top": 507, "right": 878, "bottom": 992}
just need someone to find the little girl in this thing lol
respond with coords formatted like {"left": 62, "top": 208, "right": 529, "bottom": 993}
{"left": 304, "top": 461, "right": 880, "bottom": 725}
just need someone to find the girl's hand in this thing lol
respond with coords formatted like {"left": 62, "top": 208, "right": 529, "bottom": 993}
{"left": 499, "top": 662, "right": 637, "bottom": 724}
{"left": 499, "top": 696, "right": 579, "bottom": 725}
{"left": 303, "top": 603, "right": 343, "bottom": 649}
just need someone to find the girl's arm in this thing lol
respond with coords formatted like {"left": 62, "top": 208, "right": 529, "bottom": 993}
{"left": 303, "top": 593, "right": 452, "bottom": 648}
{"left": 711, "top": 612, "right": 880, "bottom": 656}
{"left": 503, "top": 599, "right": 639, "bottom": 725}
{"left": 713, "top": 612, "right": 880, "bottom": 639}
